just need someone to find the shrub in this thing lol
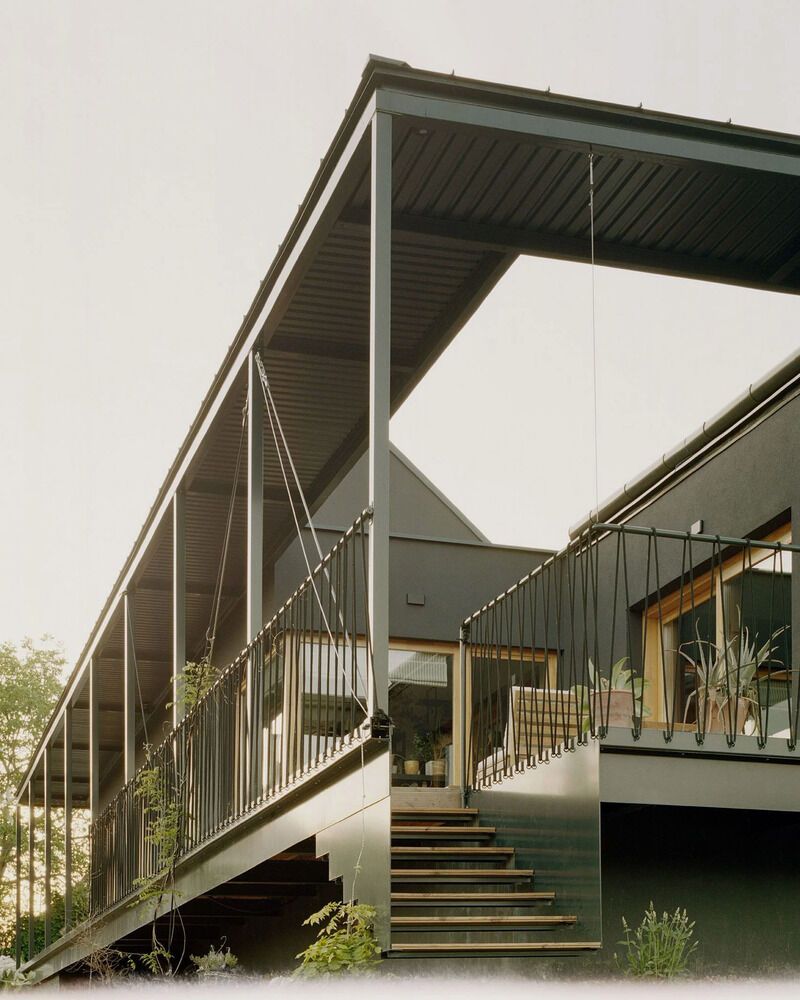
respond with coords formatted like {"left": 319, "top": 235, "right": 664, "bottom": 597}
{"left": 0, "top": 955, "right": 33, "bottom": 989}
{"left": 616, "top": 902, "right": 697, "bottom": 978}
{"left": 190, "top": 944, "right": 238, "bottom": 974}
{"left": 295, "top": 901, "right": 381, "bottom": 978}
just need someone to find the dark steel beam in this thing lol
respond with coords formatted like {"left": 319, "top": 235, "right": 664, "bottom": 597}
{"left": 266, "top": 333, "right": 416, "bottom": 370}
{"left": 339, "top": 210, "right": 798, "bottom": 296}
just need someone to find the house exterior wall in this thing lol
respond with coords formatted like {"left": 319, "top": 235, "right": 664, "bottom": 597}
{"left": 590, "top": 387, "right": 800, "bottom": 974}
{"left": 209, "top": 447, "right": 547, "bottom": 670}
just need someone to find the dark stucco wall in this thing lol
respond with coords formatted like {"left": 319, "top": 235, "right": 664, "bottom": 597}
{"left": 272, "top": 529, "right": 551, "bottom": 644}
{"left": 599, "top": 802, "right": 800, "bottom": 975}
{"left": 616, "top": 388, "right": 800, "bottom": 539}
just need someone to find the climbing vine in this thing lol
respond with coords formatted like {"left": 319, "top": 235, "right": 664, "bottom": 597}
{"left": 131, "top": 656, "right": 218, "bottom": 975}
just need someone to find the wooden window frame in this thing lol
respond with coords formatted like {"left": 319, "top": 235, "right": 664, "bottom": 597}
{"left": 643, "top": 523, "right": 791, "bottom": 724}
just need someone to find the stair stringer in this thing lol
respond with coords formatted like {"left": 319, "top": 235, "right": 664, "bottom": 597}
{"left": 315, "top": 746, "right": 392, "bottom": 950}
{"left": 469, "top": 737, "right": 602, "bottom": 947}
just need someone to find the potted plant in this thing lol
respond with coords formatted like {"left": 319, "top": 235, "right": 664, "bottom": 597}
{"left": 680, "top": 617, "right": 787, "bottom": 736}
{"left": 574, "top": 657, "right": 651, "bottom": 730}
{"left": 403, "top": 736, "right": 424, "bottom": 776}
{"left": 408, "top": 731, "right": 432, "bottom": 776}
{"left": 422, "top": 733, "right": 448, "bottom": 783}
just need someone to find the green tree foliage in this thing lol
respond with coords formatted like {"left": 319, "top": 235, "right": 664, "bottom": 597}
{"left": 0, "top": 639, "right": 66, "bottom": 953}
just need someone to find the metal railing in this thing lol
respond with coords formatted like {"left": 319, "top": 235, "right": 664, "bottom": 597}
{"left": 90, "top": 509, "right": 373, "bottom": 915}
{"left": 463, "top": 522, "right": 799, "bottom": 789}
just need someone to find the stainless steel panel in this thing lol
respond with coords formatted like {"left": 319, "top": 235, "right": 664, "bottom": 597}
{"left": 471, "top": 739, "right": 601, "bottom": 945}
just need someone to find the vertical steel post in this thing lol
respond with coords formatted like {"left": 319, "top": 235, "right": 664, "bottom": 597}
{"left": 123, "top": 590, "right": 136, "bottom": 784}
{"left": 247, "top": 352, "right": 264, "bottom": 642}
{"left": 43, "top": 746, "right": 51, "bottom": 949}
{"left": 172, "top": 490, "right": 187, "bottom": 727}
{"left": 88, "top": 658, "right": 100, "bottom": 822}
{"left": 247, "top": 353, "right": 264, "bottom": 801}
{"left": 14, "top": 803, "right": 20, "bottom": 968}
{"left": 367, "top": 110, "right": 392, "bottom": 720}
{"left": 457, "top": 622, "right": 470, "bottom": 804}
{"left": 27, "top": 782, "right": 34, "bottom": 962}
{"left": 63, "top": 705, "right": 73, "bottom": 931}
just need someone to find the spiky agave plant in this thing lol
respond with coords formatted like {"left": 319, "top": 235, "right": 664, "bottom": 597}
{"left": 681, "top": 613, "right": 787, "bottom": 733}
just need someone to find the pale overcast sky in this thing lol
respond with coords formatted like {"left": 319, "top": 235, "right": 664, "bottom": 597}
{"left": 1, "top": 1, "right": 799, "bottom": 665}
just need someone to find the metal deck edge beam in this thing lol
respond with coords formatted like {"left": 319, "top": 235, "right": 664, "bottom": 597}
{"left": 376, "top": 89, "right": 800, "bottom": 177}
{"left": 16, "top": 92, "right": 379, "bottom": 800}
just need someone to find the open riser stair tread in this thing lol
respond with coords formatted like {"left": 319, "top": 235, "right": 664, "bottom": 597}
{"left": 392, "top": 915, "right": 576, "bottom": 927}
{"left": 388, "top": 801, "right": 588, "bottom": 959}
{"left": 391, "top": 826, "right": 495, "bottom": 838}
{"left": 392, "top": 891, "right": 555, "bottom": 904}
{"left": 392, "top": 868, "right": 534, "bottom": 880}
{"left": 387, "top": 942, "right": 601, "bottom": 957}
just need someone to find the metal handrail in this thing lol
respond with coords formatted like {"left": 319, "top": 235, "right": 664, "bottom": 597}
{"left": 462, "top": 521, "right": 797, "bottom": 790}
{"left": 89, "top": 508, "right": 373, "bottom": 915}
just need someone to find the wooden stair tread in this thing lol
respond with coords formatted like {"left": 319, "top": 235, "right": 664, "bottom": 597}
{"left": 388, "top": 942, "right": 601, "bottom": 954}
{"left": 391, "top": 826, "right": 495, "bottom": 836}
{"left": 391, "top": 808, "right": 478, "bottom": 815}
{"left": 391, "top": 846, "right": 513, "bottom": 855}
{"left": 392, "top": 891, "right": 554, "bottom": 902}
{"left": 392, "top": 868, "right": 533, "bottom": 878}
{"left": 391, "top": 915, "right": 576, "bottom": 926}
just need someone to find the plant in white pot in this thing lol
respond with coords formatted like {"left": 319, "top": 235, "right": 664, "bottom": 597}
{"left": 680, "top": 617, "right": 787, "bottom": 736}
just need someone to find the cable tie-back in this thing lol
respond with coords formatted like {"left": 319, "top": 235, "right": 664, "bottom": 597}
{"left": 253, "top": 350, "right": 369, "bottom": 713}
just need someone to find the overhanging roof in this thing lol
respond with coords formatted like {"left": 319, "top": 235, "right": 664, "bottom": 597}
{"left": 21, "top": 56, "right": 800, "bottom": 798}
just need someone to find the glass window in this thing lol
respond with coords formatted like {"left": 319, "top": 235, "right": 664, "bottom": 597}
{"left": 671, "top": 596, "right": 716, "bottom": 724}
{"left": 389, "top": 648, "right": 453, "bottom": 786}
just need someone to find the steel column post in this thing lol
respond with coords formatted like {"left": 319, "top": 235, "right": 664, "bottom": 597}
{"left": 456, "top": 623, "right": 470, "bottom": 802}
{"left": 247, "top": 352, "right": 264, "bottom": 800}
{"left": 172, "top": 490, "right": 187, "bottom": 726}
{"left": 367, "top": 110, "right": 392, "bottom": 719}
{"left": 88, "top": 658, "right": 100, "bottom": 822}
{"left": 123, "top": 590, "right": 136, "bottom": 783}
{"left": 43, "top": 746, "right": 51, "bottom": 949}
{"left": 247, "top": 352, "right": 264, "bottom": 641}
{"left": 14, "top": 804, "right": 20, "bottom": 968}
{"left": 63, "top": 705, "right": 73, "bottom": 931}
{"left": 27, "top": 782, "right": 33, "bottom": 962}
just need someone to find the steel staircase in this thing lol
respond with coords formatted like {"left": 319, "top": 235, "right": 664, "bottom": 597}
{"left": 386, "top": 806, "right": 598, "bottom": 958}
